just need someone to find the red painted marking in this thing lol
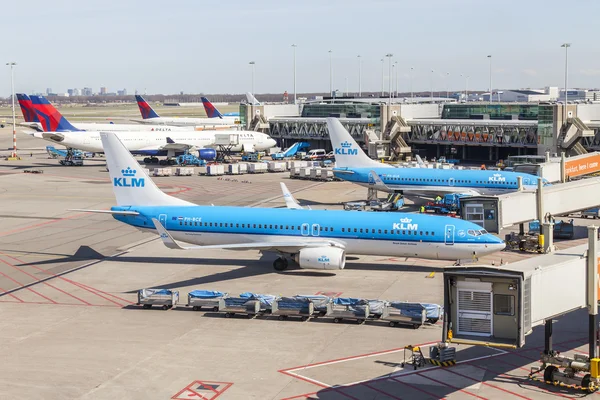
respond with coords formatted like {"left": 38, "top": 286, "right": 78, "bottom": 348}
{"left": 315, "top": 291, "right": 343, "bottom": 297}
{"left": 442, "top": 366, "right": 533, "bottom": 400}
{"left": 416, "top": 372, "right": 488, "bottom": 400}
{"left": 0, "top": 258, "right": 92, "bottom": 306}
{"left": 0, "top": 270, "right": 56, "bottom": 304}
{"left": 362, "top": 382, "right": 404, "bottom": 400}
{"left": 390, "top": 377, "right": 446, "bottom": 399}
{"left": 0, "top": 286, "right": 23, "bottom": 302}
{"left": 171, "top": 381, "right": 232, "bottom": 400}
{"left": 0, "top": 213, "right": 87, "bottom": 237}
{"left": 1, "top": 252, "right": 131, "bottom": 306}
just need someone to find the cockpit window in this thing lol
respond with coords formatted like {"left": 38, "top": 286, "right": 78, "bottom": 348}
{"left": 479, "top": 229, "right": 488, "bottom": 235}
{"left": 468, "top": 229, "right": 475, "bottom": 236}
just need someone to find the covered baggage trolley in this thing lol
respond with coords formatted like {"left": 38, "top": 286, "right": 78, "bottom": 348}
{"left": 390, "top": 301, "right": 442, "bottom": 324}
{"left": 222, "top": 297, "right": 261, "bottom": 319}
{"left": 271, "top": 297, "right": 314, "bottom": 321}
{"left": 187, "top": 290, "right": 228, "bottom": 311}
{"left": 137, "top": 289, "right": 179, "bottom": 310}
{"left": 294, "top": 295, "right": 332, "bottom": 317}
{"left": 382, "top": 302, "right": 426, "bottom": 328}
{"left": 239, "top": 292, "right": 279, "bottom": 314}
{"left": 327, "top": 298, "right": 370, "bottom": 324}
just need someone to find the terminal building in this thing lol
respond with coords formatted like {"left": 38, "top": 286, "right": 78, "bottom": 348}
{"left": 241, "top": 98, "right": 600, "bottom": 163}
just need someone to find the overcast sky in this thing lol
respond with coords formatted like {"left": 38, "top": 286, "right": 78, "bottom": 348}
{"left": 2, "top": 0, "right": 599, "bottom": 96}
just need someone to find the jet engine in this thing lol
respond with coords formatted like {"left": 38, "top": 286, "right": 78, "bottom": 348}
{"left": 294, "top": 247, "right": 346, "bottom": 270}
{"left": 197, "top": 149, "right": 217, "bottom": 161}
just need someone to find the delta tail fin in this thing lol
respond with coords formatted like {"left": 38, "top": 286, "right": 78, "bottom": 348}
{"left": 326, "top": 117, "right": 392, "bottom": 169}
{"left": 201, "top": 97, "right": 224, "bottom": 119}
{"left": 100, "top": 132, "right": 193, "bottom": 207}
{"left": 29, "top": 95, "right": 81, "bottom": 132}
{"left": 16, "top": 94, "right": 39, "bottom": 123}
{"left": 135, "top": 95, "right": 160, "bottom": 119}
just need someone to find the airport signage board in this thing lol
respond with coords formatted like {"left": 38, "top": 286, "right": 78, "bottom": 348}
{"left": 565, "top": 154, "right": 600, "bottom": 178}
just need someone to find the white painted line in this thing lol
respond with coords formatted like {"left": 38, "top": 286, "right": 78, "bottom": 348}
{"left": 285, "top": 370, "right": 331, "bottom": 388}
{"left": 291, "top": 343, "right": 509, "bottom": 389}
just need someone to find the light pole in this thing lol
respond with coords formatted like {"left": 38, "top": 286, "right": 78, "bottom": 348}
{"left": 6, "top": 62, "right": 17, "bottom": 158}
{"left": 410, "top": 67, "right": 414, "bottom": 99}
{"left": 291, "top": 44, "right": 297, "bottom": 104}
{"left": 386, "top": 53, "right": 393, "bottom": 119}
{"left": 561, "top": 43, "right": 571, "bottom": 127}
{"left": 461, "top": 74, "right": 469, "bottom": 101}
{"left": 487, "top": 54, "right": 493, "bottom": 104}
{"left": 328, "top": 50, "right": 333, "bottom": 97}
{"left": 345, "top": 77, "right": 348, "bottom": 96}
{"left": 446, "top": 72, "right": 450, "bottom": 99}
{"left": 249, "top": 61, "right": 255, "bottom": 124}
{"left": 394, "top": 61, "right": 399, "bottom": 97}
{"left": 357, "top": 55, "right": 362, "bottom": 97}
{"left": 380, "top": 58, "right": 384, "bottom": 97}
{"left": 430, "top": 69, "right": 434, "bottom": 100}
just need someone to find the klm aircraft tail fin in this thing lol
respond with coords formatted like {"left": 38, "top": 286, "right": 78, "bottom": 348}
{"left": 100, "top": 132, "right": 193, "bottom": 207}
{"left": 326, "top": 117, "right": 391, "bottom": 169}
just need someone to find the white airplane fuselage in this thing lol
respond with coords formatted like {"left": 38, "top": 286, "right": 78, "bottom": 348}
{"left": 133, "top": 116, "right": 235, "bottom": 127}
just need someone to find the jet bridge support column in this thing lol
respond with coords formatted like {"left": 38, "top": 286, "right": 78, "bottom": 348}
{"left": 587, "top": 226, "right": 598, "bottom": 359}
{"left": 561, "top": 152, "right": 567, "bottom": 183}
{"left": 544, "top": 319, "right": 553, "bottom": 355}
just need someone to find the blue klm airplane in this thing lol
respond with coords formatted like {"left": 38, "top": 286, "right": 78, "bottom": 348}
{"left": 327, "top": 118, "right": 548, "bottom": 196}
{"left": 73, "top": 131, "right": 505, "bottom": 272}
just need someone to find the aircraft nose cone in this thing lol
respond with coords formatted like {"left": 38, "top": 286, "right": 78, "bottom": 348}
{"left": 268, "top": 138, "right": 277, "bottom": 147}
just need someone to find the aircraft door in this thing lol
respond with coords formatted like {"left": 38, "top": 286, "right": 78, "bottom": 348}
{"left": 311, "top": 224, "right": 320, "bottom": 237}
{"left": 522, "top": 177, "right": 530, "bottom": 185}
{"left": 445, "top": 225, "right": 455, "bottom": 245}
{"left": 449, "top": 178, "right": 455, "bottom": 187}
{"left": 301, "top": 223, "right": 309, "bottom": 236}
{"left": 159, "top": 214, "right": 168, "bottom": 228}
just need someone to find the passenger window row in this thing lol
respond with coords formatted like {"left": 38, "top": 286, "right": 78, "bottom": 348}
{"left": 178, "top": 220, "right": 334, "bottom": 232}
{"left": 340, "top": 227, "right": 435, "bottom": 236}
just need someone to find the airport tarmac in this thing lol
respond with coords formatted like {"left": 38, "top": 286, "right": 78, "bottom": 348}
{"left": 0, "top": 129, "right": 597, "bottom": 399}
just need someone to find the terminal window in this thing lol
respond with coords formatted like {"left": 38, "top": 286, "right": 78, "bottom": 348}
{"left": 494, "top": 294, "right": 515, "bottom": 316}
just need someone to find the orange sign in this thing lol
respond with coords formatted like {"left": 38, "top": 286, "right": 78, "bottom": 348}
{"left": 565, "top": 154, "right": 600, "bottom": 178}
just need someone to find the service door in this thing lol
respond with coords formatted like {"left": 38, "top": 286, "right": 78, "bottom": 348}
{"left": 445, "top": 225, "right": 455, "bottom": 245}
{"left": 311, "top": 224, "right": 320, "bottom": 237}
{"left": 449, "top": 178, "right": 455, "bottom": 187}
{"left": 457, "top": 289, "right": 493, "bottom": 337}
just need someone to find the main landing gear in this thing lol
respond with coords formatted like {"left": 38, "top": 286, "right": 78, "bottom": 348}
{"left": 273, "top": 257, "right": 288, "bottom": 271}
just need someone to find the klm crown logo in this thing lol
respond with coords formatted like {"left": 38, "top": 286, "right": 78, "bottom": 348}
{"left": 122, "top": 167, "right": 136, "bottom": 177}
{"left": 335, "top": 141, "right": 358, "bottom": 156}
{"left": 393, "top": 216, "right": 418, "bottom": 231}
{"left": 114, "top": 166, "right": 145, "bottom": 188}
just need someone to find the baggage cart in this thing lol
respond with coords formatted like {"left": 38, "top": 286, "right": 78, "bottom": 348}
{"left": 271, "top": 297, "right": 314, "bottom": 321}
{"left": 187, "top": 290, "right": 229, "bottom": 311}
{"left": 293, "top": 295, "right": 332, "bottom": 317}
{"left": 239, "top": 292, "right": 279, "bottom": 314}
{"left": 327, "top": 298, "right": 370, "bottom": 324}
{"left": 221, "top": 297, "right": 261, "bottom": 318}
{"left": 137, "top": 289, "right": 179, "bottom": 310}
{"left": 381, "top": 303, "right": 426, "bottom": 328}
{"left": 389, "top": 302, "right": 441, "bottom": 324}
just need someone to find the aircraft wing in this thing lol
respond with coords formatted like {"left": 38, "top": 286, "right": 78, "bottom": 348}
{"left": 400, "top": 186, "right": 481, "bottom": 197}
{"left": 69, "top": 209, "right": 140, "bottom": 216}
{"left": 280, "top": 182, "right": 304, "bottom": 210}
{"left": 152, "top": 218, "right": 343, "bottom": 252}
{"left": 158, "top": 137, "right": 197, "bottom": 151}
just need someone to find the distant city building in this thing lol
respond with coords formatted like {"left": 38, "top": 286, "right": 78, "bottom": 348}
{"left": 135, "top": 89, "right": 139, "bottom": 95}
{"left": 117, "top": 89, "right": 127, "bottom": 96}
{"left": 82, "top": 87, "right": 93, "bottom": 96}
{"left": 481, "top": 87, "right": 559, "bottom": 103}
{"left": 558, "top": 89, "right": 600, "bottom": 103}
{"left": 67, "top": 89, "right": 74, "bottom": 96}
{"left": 46, "top": 88, "right": 52, "bottom": 95}
{"left": 73, "top": 88, "right": 81, "bottom": 96}
{"left": 100, "top": 87, "right": 107, "bottom": 95}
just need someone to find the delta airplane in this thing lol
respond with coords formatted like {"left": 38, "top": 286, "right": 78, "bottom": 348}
{"left": 73, "top": 131, "right": 505, "bottom": 272}
{"left": 133, "top": 95, "right": 236, "bottom": 128}
{"left": 201, "top": 97, "right": 240, "bottom": 120}
{"left": 17, "top": 94, "right": 191, "bottom": 133}
{"left": 327, "top": 118, "right": 548, "bottom": 196}
{"left": 28, "top": 96, "right": 276, "bottom": 159}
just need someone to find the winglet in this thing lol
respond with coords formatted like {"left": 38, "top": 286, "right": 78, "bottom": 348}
{"left": 280, "top": 182, "right": 304, "bottom": 210}
{"left": 368, "top": 170, "right": 391, "bottom": 192}
{"left": 201, "top": 97, "right": 224, "bottom": 119}
{"left": 415, "top": 154, "right": 425, "bottom": 167}
{"left": 151, "top": 218, "right": 185, "bottom": 249}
